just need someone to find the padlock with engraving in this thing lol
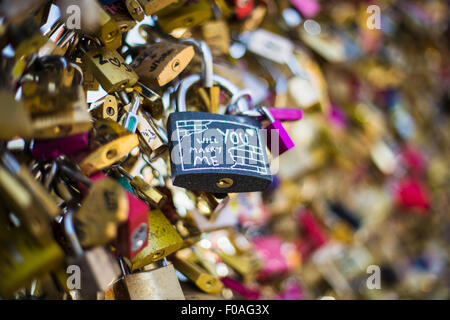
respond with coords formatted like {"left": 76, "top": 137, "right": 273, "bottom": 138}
{"left": 0, "top": 225, "right": 65, "bottom": 299}
{"left": 115, "top": 187, "right": 150, "bottom": 260}
{"left": 117, "top": 166, "right": 165, "bottom": 207}
{"left": 79, "top": 119, "right": 139, "bottom": 176}
{"left": 133, "top": 40, "right": 195, "bottom": 87}
{"left": 128, "top": 209, "right": 183, "bottom": 271}
{"left": 81, "top": 40, "right": 139, "bottom": 93}
{"left": 63, "top": 211, "right": 121, "bottom": 299}
{"left": 168, "top": 71, "right": 272, "bottom": 193}
{"left": 0, "top": 153, "right": 60, "bottom": 245}
{"left": 73, "top": 175, "right": 129, "bottom": 247}
{"left": 172, "top": 249, "right": 224, "bottom": 294}
{"left": 109, "top": 259, "right": 185, "bottom": 300}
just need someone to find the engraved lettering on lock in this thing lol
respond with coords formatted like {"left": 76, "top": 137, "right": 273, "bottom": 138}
{"left": 103, "top": 189, "right": 118, "bottom": 211}
{"left": 148, "top": 49, "right": 176, "bottom": 72}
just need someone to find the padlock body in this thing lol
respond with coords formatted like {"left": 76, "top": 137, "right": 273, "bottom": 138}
{"left": 167, "top": 111, "right": 272, "bottom": 193}
{"left": 266, "top": 120, "right": 295, "bottom": 156}
{"left": 32, "top": 132, "right": 89, "bottom": 161}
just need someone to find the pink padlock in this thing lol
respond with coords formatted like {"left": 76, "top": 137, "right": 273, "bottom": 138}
{"left": 116, "top": 191, "right": 149, "bottom": 259}
{"left": 260, "top": 107, "right": 295, "bottom": 157}
{"left": 252, "top": 235, "right": 290, "bottom": 279}
{"left": 290, "top": 0, "right": 321, "bottom": 18}
{"left": 31, "top": 132, "right": 89, "bottom": 161}
{"left": 221, "top": 276, "right": 261, "bottom": 300}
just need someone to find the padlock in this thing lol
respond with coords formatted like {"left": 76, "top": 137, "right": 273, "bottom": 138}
{"left": 128, "top": 209, "right": 183, "bottom": 271}
{"left": 125, "top": 0, "right": 145, "bottom": 21}
{"left": 201, "top": 1, "right": 230, "bottom": 55}
{"left": 7, "top": 16, "right": 46, "bottom": 58}
{"left": 172, "top": 250, "right": 224, "bottom": 294}
{"left": 103, "top": 0, "right": 137, "bottom": 33}
{"left": 0, "top": 153, "right": 60, "bottom": 245}
{"left": 115, "top": 188, "right": 150, "bottom": 259}
{"left": 0, "top": 226, "right": 65, "bottom": 299}
{"left": 63, "top": 211, "right": 121, "bottom": 299}
{"left": 79, "top": 120, "right": 139, "bottom": 176}
{"left": 168, "top": 72, "right": 272, "bottom": 193}
{"left": 31, "top": 86, "right": 92, "bottom": 139}
{"left": 110, "top": 260, "right": 185, "bottom": 300}
{"left": 81, "top": 40, "right": 139, "bottom": 93}
{"left": 117, "top": 166, "right": 165, "bottom": 207}
{"left": 137, "top": 0, "right": 178, "bottom": 15}
{"left": 134, "top": 82, "right": 164, "bottom": 120}
{"left": 133, "top": 40, "right": 195, "bottom": 87}
{"left": 258, "top": 106, "right": 296, "bottom": 156}
{"left": 232, "top": 0, "right": 254, "bottom": 20}
{"left": 74, "top": 176, "right": 129, "bottom": 247}
{"left": 0, "top": 90, "right": 33, "bottom": 139}
{"left": 119, "top": 91, "right": 142, "bottom": 133}
{"left": 31, "top": 132, "right": 89, "bottom": 161}
{"left": 90, "top": 95, "right": 119, "bottom": 121}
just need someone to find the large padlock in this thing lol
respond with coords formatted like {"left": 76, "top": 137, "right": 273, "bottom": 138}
{"left": 167, "top": 73, "right": 272, "bottom": 193}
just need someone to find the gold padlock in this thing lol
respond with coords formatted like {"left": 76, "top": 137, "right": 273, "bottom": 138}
{"left": 172, "top": 249, "right": 224, "bottom": 294}
{"left": 82, "top": 46, "right": 139, "bottom": 93}
{"left": 89, "top": 95, "right": 118, "bottom": 121}
{"left": 74, "top": 177, "right": 129, "bottom": 247}
{"left": 129, "top": 209, "right": 183, "bottom": 271}
{"left": 137, "top": 0, "right": 178, "bottom": 15}
{"left": 133, "top": 41, "right": 195, "bottom": 87}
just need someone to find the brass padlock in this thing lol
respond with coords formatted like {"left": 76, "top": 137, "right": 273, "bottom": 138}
{"left": 128, "top": 209, "right": 183, "bottom": 271}
{"left": 0, "top": 153, "right": 60, "bottom": 245}
{"left": 7, "top": 16, "right": 46, "bottom": 58}
{"left": 137, "top": 0, "right": 178, "bottom": 15}
{"left": 74, "top": 177, "right": 129, "bottom": 247}
{"left": 79, "top": 121, "right": 139, "bottom": 176}
{"left": 110, "top": 261, "right": 185, "bottom": 300}
{"left": 133, "top": 40, "right": 195, "bottom": 87}
{"left": 82, "top": 43, "right": 139, "bottom": 93}
{"left": 0, "top": 90, "right": 33, "bottom": 139}
{"left": 103, "top": 0, "right": 137, "bottom": 33}
{"left": 0, "top": 226, "right": 65, "bottom": 298}
{"left": 172, "top": 250, "right": 224, "bottom": 294}
{"left": 89, "top": 95, "right": 118, "bottom": 121}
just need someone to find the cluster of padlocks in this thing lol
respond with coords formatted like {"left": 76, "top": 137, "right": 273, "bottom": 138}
{"left": 1, "top": 0, "right": 449, "bottom": 300}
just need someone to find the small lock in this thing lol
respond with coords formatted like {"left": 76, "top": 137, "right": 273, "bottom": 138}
{"left": 81, "top": 41, "right": 139, "bottom": 93}
{"left": 79, "top": 120, "right": 139, "bottom": 176}
{"left": 31, "top": 132, "right": 90, "bottom": 161}
{"left": 74, "top": 176, "right": 129, "bottom": 247}
{"left": 129, "top": 209, "right": 183, "bottom": 271}
{"left": 137, "top": 0, "right": 178, "bottom": 15}
{"left": 111, "top": 261, "right": 185, "bottom": 300}
{"left": 115, "top": 189, "right": 150, "bottom": 260}
{"left": 7, "top": 16, "right": 47, "bottom": 58}
{"left": 103, "top": 1, "right": 137, "bottom": 33}
{"left": 64, "top": 211, "right": 121, "bottom": 299}
{"left": 133, "top": 40, "right": 195, "bottom": 87}
{"left": 0, "top": 90, "right": 33, "bottom": 140}
{"left": 125, "top": 0, "right": 145, "bottom": 21}
{"left": 172, "top": 250, "right": 224, "bottom": 294}
{"left": 90, "top": 94, "right": 119, "bottom": 121}
{"left": 168, "top": 73, "right": 272, "bottom": 193}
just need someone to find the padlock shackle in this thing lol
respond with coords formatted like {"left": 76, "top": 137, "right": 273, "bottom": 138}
{"left": 226, "top": 89, "right": 253, "bottom": 115}
{"left": 64, "top": 210, "right": 84, "bottom": 257}
{"left": 177, "top": 74, "right": 247, "bottom": 112}
{"left": 180, "top": 39, "right": 213, "bottom": 88}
